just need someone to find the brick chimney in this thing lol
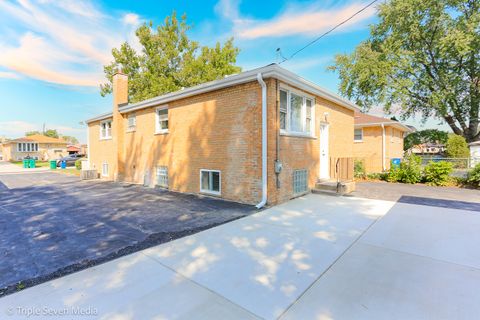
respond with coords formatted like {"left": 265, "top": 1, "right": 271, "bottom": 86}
{"left": 112, "top": 71, "right": 128, "bottom": 181}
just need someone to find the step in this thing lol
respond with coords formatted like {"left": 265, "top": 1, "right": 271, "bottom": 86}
{"left": 313, "top": 180, "right": 356, "bottom": 195}
{"left": 311, "top": 188, "right": 342, "bottom": 197}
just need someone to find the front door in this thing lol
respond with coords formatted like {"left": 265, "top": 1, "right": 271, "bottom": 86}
{"left": 319, "top": 123, "right": 329, "bottom": 179}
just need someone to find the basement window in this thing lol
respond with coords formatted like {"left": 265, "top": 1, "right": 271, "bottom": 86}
{"left": 102, "top": 162, "right": 109, "bottom": 177}
{"left": 156, "top": 166, "right": 168, "bottom": 188}
{"left": 200, "top": 170, "right": 221, "bottom": 195}
{"left": 279, "top": 87, "right": 315, "bottom": 137}
{"left": 155, "top": 106, "right": 169, "bottom": 134}
{"left": 293, "top": 169, "right": 308, "bottom": 195}
{"left": 100, "top": 120, "right": 112, "bottom": 139}
{"left": 354, "top": 128, "right": 363, "bottom": 142}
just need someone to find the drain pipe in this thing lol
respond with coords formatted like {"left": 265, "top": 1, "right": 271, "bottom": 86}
{"left": 256, "top": 73, "right": 267, "bottom": 209}
{"left": 381, "top": 123, "right": 386, "bottom": 171}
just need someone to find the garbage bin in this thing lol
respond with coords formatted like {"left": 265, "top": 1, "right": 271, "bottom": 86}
{"left": 29, "top": 159, "right": 36, "bottom": 168}
{"left": 61, "top": 160, "right": 67, "bottom": 169}
{"left": 50, "top": 160, "right": 57, "bottom": 170}
{"left": 391, "top": 158, "right": 401, "bottom": 169}
{"left": 23, "top": 159, "right": 29, "bottom": 168}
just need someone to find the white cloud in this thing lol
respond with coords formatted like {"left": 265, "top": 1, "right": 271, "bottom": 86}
{"left": 0, "top": 0, "right": 141, "bottom": 87}
{"left": 0, "top": 71, "right": 20, "bottom": 79}
{"left": 123, "top": 13, "right": 140, "bottom": 26}
{"left": 218, "top": 1, "right": 377, "bottom": 39}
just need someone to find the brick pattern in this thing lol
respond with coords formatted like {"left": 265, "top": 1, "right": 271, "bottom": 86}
{"left": 89, "top": 77, "right": 355, "bottom": 205}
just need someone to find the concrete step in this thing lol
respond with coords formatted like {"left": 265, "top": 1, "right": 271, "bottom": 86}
{"left": 311, "top": 188, "right": 342, "bottom": 197}
{"left": 315, "top": 181, "right": 338, "bottom": 192}
{"left": 313, "top": 180, "right": 356, "bottom": 195}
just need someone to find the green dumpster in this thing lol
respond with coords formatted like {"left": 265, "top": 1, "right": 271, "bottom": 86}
{"left": 23, "top": 159, "right": 29, "bottom": 168}
{"left": 29, "top": 159, "right": 36, "bottom": 168}
{"left": 50, "top": 160, "right": 57, "bottom": 170}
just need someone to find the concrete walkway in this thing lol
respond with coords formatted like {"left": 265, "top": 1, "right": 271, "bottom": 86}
{"left": 1, "top": 194, "right": 480, "bottom": 319}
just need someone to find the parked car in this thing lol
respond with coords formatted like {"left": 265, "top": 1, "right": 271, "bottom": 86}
{"left": 56, "top": 154, "right": 84, "bottom": 167}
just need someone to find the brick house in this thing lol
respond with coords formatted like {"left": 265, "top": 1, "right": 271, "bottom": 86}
{"left": 0, "top": 134, "right": 68, "bottom": 161}
{"left": 353, "top": 112, "right": 411, "bottom": 173}
{"left": 86, "top": 64, "right": 358, "bottom": 206}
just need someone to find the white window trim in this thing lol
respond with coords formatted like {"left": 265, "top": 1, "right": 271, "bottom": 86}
{"left": 199, "top": 169, "right": 221, "bottom": 196}
{"left": 155, "top": 105, "right": 169, "bottom": 135}
{"left": 126, "top": 114, "right": 136, "bottom": 132}
{"left": 101, "top": 161, "right": 109, "bottom": 177}
{"left": 279, "top": 85, "right": 316, "bottom": 138}
{"left": 100, "top": 120, "right": 112, "bottom": 140}
{"left": 17, "top": 142, "right": 38, "bottom": 152}
{"left": 354, "top": 128, "right": 363, "bottom": 142}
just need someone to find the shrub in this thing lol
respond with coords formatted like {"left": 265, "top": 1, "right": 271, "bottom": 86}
{"left": 398, "top": 154, "right": 422, "bottom": 183}
{"left": 366, "top": 172, "right": 387, "bottom": 180}
{"left": 423, "top": 161, "right": 453, "bottom": 186}
{"left": 75, "top": 159, "right": 83, "bottom": 170}
{"left": 386, "top": 167, "right": 400, "bottom": 182}
{"left": 467, "top": 163, "right": 480, "bottom": 188}
{"left": 354, "top": 160, "right": 366, "bottom": 179}
{"left": 445, "top": 134, "right": 470, "bottom": 158}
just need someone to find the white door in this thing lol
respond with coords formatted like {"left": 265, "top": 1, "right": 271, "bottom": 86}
{"left": 319, "top": 123, "right": 329, "bottom": 179}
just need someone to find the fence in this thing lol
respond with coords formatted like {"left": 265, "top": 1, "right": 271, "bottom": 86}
{"left": 329, "top": 157, "right": 354, "bottom": 181}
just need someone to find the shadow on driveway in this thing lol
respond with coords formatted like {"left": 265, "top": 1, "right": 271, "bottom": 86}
{"left": 0, "top": 173, "right": 256, "bottom": 297}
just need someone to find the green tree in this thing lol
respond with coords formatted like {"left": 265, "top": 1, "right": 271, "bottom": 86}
{"left": 61, "top": 135, "right": 79, "bottom": 144}
{"left": 101, "top": 12, "right": 241, "bottom": 103}
{"left": 330, "top": 0, "right": 480, "bottom": 142}
{"left": 25, "top": 131, "right": 41, "bottom": 136}
{"left": 404, "top": 129, "right": 449, "bottom": 150}
{"left": 445, "top": 134, "right": 470, "bottom": 158}
{"left": 44, "top": 129, "right": 59, "bottom": 138}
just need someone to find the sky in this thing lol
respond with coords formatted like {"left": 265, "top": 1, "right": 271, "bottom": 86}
{"left": 0, "top": 0, "right": 449, "bottom": 143}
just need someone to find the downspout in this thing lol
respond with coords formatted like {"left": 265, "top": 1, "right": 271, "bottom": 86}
{"left": 381, "top": 124, "right": 386, "bottom": 171}
{"left": 256, "top": 73, "right": 267, "bottom": 209}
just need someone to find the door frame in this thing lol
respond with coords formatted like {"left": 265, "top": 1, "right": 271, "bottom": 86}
{"left": 319, "top": 123, "right": 330, "bottom": 179}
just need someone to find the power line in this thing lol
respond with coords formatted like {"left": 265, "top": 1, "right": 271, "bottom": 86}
{"left": 279, "top": 0, "right": 379, "bottom": 64}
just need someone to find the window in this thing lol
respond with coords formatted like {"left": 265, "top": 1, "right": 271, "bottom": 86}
{"left": 155, "top": 107, "right": 169, "bottom": 134}
{"left": 354, "top": 129, "right": 363, "bottom": 142}
{"left": 293, "top": 169, "right": 308, "bottom": 195}
{"left": 127, "top": 114, "right": 136, "bottom": 132}
{"left": 102, "top": 162, "right": 109, "bottom": 177}
{"left": 279, "top": 88, "right": 315, "bottom": 136}
{"left": 200, "top": 170, "right": 221, "bottom": 195}
{"left": 100, "top": 120, "right": 112, "bottom": 139}
{"left": 156, "top": 166, "right": 168, "bottom": 188}
{"left": 17, "top": 142, "right": 38, "bottom": 152}
{"left": 280, "top": 90, "right": 287, "bottom": 130}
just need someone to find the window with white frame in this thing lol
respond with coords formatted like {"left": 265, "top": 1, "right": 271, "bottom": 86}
{"left": 17, "top": 142, "right": 38, "bottom": 152}
{"left": 279, "top": 88, "right": 315, "bottom": 136}
{"left": 354, "top": 128, "right": 363, "bottom": 142}
{"left": 127, "top": 114, "right": 136, "bottom": 131}
{"left": 156, "top": 166, "right": 168, "bottom": 188}
{"left": 200, "top": 170, "right": 220, "bottom": 195}
{"left": 102, "top": 162, "right": 109, "bottom": 177}
{"left": 155, "top": 107, "right": 169, "bottom": 134}
{"left": 100, "top": 120, "right": 112, "bottom": 139}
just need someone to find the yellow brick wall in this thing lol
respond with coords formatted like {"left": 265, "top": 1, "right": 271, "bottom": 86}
{"left": 266, "top": 80, "right": 354, "bottom": 204}
{"left": 353, "top": 126, "right": 405, "bottom": 173}
{"left": 89, "top": 78, "right": 355, "bottom": 205}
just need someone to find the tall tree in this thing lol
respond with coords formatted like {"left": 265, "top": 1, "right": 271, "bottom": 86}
{"left": 404, "top": 129, "right": 449, "bottom": 150}
{"left": 101, "top": 12, "right": 242, "bottom": 103}
{"left": 330, "top": 0, "right": 480, "bottom": 142}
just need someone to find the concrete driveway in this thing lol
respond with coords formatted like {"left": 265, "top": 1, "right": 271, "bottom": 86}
{"left": 1, "top": 192, "right": 479, "bottom": 319}
{"left": 0, "top": 172, "right": 255, "bottom": 295}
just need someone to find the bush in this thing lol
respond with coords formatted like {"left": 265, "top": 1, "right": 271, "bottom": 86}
{"left": 467, "top": 163, "right": 480, "bottom": 188}
{"left": 445, "top": 134, "right": 470, "bottom": 158}
{"left": 386, "top": 167, "right": 400, "bottom": 182}
{"left": 397, "top": 154, "right": 422, "bottom": 183}
{"left": 75, "top": 159, "right": 83, "bottom": 170}
{"left": 354, "top": 160, "right": 366, "bottom": 179}
{"left": 366, "top": 172, "right": 387, "bottom": 180}
{"left": 424, "top": 161, "right": 453, "bottom": 186}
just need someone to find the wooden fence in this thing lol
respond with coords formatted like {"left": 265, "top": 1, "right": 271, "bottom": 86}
{"left": 329, "top": 157, "right": 354, "bottom": 181}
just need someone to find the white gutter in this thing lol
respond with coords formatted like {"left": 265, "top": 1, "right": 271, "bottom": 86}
{"left": 381, "top": 123, "right": 386, "bottom": 171}
{"left": 256, "top": 73, "right": 267, "bottom": 209}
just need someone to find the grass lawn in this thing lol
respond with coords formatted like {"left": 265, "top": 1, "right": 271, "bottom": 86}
{"left": 54, "top": 168, "right": 81, "bottom": 176}
{"left": 10, "top": 161, "right": 51, "bottom": 168}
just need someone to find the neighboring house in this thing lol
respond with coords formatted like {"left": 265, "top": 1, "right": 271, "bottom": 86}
{"left": 410, "top": 143, "right": 446, "bottom": 155}
{"left": 469, "top": 141, "right": 480, "bottom": 167}
{"left": 353, "top": 112, "right": 411, "bottom": 173}
{"left": 86, "top": 64, "right": 358, "bottom": 206}
{"left": 0, "top": 134, "right": 68, "bottom": 161}
{"left": 67, "top": 145, "right": 81, "bottom": 155}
